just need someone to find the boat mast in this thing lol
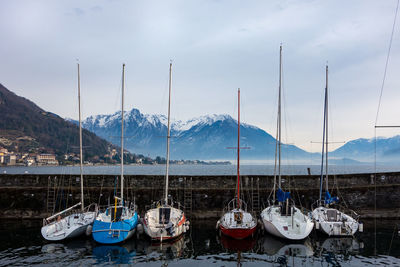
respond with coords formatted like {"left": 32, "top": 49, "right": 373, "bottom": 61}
{"left": 121, "top": 63, "right": 125, "bottom": 202}
{"left": 237, "top": 88, "right": 241, "bottom": 209}
{"left": 319, "top": 65, "right": 328, "bottom": 205}
{"left": 325, "top": 65, "right": 329, "bottom": 193}
{"left": 164, "top": 62, "right": 172, "bottom": 205}
{"left": 278, "top": 45, "right": 282, "bottom": 190}
{"left": 78, "top": 63, "right": 84, "bottom": 211}
{"left": 272, "top": 114, "right": 278, "bottom": 203}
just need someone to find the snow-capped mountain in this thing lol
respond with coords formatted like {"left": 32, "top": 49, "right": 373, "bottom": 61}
{"left": 67, "top": 108, "right": 400, "bottom": 162}
{"left": 331, "top": 135, "right": 400, "bottom": 162}
{"left": 71, "top": 108, "right": 312, "bottom": 160}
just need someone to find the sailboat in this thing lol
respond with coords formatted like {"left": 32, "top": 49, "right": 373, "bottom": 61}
{"left": 92, "top": 64, "right": 139, "bottom": 244}
{"left": 311, "top": 65, "right": 362, "bottom": 236}
{"left": 41, "top": 63, "right": 98, "bottom": 241}
{"left": 260, "top": 45, "right": 314, "bottom": 240}
{"left": 142, "top": 62, "right": 189, "bottom": 241}
{"left": 216, "top": 88, "right": 257, "bottom": 240}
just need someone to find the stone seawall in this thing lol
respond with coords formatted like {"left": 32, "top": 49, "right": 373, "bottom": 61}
{"left": 1, "top": 172, "right": 400, "bottom": 219}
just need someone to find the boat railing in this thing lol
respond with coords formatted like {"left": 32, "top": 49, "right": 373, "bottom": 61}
{"left": 338, "top": 205, "right": 360, "bottom": 221}
{"left": 262, "top": 198, "right": 297, "bottom": 209}
{"left": 83, "top": 203, "right": 98, "bottom": 214}
{"left": 224, "top": 198, "right": 247, "bottom": 212}
{"left": 311, "top": 200, "right": 320, "bottom": 211}
{"left": 147, "top": 197, "right": 185, "bottom": 211}
{"left": 97, "top": 199, "right": 136, "bottom": 214}
{"left": 310, "top": 201, "right": 360, "bottom": 221}
{"left": 43, "top": 202, "right": 82, "bottom": 226}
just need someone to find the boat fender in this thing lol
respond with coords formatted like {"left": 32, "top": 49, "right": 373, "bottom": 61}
{"left": 86, "top": 225, "right": 93, "bottom": 236}
{"left": 315, "top": 222, "right": 320, "bottom": 230}
{"left": 358, "top": 222, "right": 363, "bottom": 232}
{"left": 216, "top": 220, "right": 220, "bottom": 230}
{"left": 137, "top": 223, "right": 144, "bottom": 235}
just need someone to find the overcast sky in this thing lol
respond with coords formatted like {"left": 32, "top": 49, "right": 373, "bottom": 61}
{"left": 1, "top": 0, "right": 399, "bottom": 152}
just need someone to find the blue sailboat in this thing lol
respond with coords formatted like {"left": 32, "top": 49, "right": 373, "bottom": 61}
{"left": 92, "top": 64, "right": 139, "bottom": 244}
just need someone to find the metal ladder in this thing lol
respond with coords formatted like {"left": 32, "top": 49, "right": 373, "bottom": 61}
{"left": 184, "top": 177, "right": 193, "bottom": 216}
{"left": 251, "top": 177, "right": 260, "bottom": 213}
{"left": 47, "top": 176, "right": 56, "bottom": 214}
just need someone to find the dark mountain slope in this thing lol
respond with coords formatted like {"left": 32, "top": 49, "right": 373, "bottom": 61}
{"left": 0, "top": 83, "right": 115, "bottom": 160}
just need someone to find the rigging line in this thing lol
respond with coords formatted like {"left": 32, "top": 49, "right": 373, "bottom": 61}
{"left": 375, "top": 0, "right": 399, "bottom": 126}
{"left": 374, "top": 128, "right": 377, "bottom": 257}
{"left": 388, "top": 223, "right": 398, "bottom": 255}
{"left": 281, "top": 61, "right": 290, "bottom": 169}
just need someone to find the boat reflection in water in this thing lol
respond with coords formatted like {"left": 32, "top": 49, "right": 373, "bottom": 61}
{"left": 94, "top": 233, "right": 189, "bottom": 265}
{"left": 256, "top": 234, "right": 314, "bottom": 266}
{"left": 145, "top": 235, "right": 188, "bottom": 261}
{"left": 313, "top": 236, "right": 364, "bottom": 265}
{"left": 92, "top": 243, "right": 138, "bottom": 265}
{"left": 92, "top": 237, "right": 188, "bottom": 265}
{"left": 218, "top": 233, "right": 257, "bottom": 266}
{"left": 258, "top": 234, "right": 314, "bottom": 257}
{"left": 41, "top": 239, "right": 94, "bottom": 264}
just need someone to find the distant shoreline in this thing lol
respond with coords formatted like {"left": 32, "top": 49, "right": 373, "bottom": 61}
{"left": 1, "top": 164, "right": 400, "bottom": 176}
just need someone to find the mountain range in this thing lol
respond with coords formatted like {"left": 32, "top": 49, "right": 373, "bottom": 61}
{"left": 71, "top": 108, "right": 400, "bottom": 163}
{"left": 69, "top": 108, "right": 315, "bottom": 161}
{"left": 2, "top": 82, "right": 400, "bottom": 163}
{"left": 330, "top": 136, "right": 400, "bottom": 162}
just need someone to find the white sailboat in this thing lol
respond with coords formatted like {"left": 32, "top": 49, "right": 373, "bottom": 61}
{"left": 92, "top": 64, "right": 139, "bottom": 244}
{"left": 260, "top": 45, "right": 314, "bottom": 240}
{"left": 216, "top": 88, "right": 257, "bottom": 239}
{"left": 41, "top": 63, "right": 97, "bottom": 241}
{"left": 142, "top": 62, "right": 189, "bottom": 241}
{"left": 311, "top": 65, "right": 362, "bottom": 236}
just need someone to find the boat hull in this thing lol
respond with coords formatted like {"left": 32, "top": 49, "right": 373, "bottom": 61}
{"left": 312, "top": 207, "right": 359, "bottom": 236}
{"left": 261, "top": 205, "right": 314, "bottom": 240}
{"left": 218, "top": 208, "right": 257, "bottom": 240}
{"left": 92, "top": 212, "right": 139, "bottom": 244}
{"left": 142, "top": 206, "right": 188, "bottom": 241}
{"left": 41, "top": 211, "right": 96, "bottom": 241}
{"left": 219, "top": 224, "right": 257, "bottom": 239}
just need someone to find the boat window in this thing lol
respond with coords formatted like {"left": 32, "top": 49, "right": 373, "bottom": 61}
{"left": 111, "top": 207, "right": 124, "bottom": 222}
{"left": 159, "top": 208, "right": 171, "bottom": 224}
{"left": 280, "top": 204, "right": 292, "bottom": 216}
{"left": 326, "top": 209, "right": 338, "bottom": 222}
{"left": 234, "top": 212, "right": 243, "bottom": 224}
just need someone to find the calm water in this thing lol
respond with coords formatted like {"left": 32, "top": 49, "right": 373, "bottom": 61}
{"left": 1, "top": 164, "right": 400, "bottom": 175}
{"left": 1, "top": 219, "right": 400, "bottom": 266}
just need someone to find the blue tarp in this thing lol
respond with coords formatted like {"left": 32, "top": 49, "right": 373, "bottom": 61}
{"left": 277, "top": 188, "right": 291, "bottom": 202}
{"left": 324, "top": 191, "right": 339, "bottom": 205}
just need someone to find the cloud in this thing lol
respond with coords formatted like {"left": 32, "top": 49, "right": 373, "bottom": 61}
{"left": 73, "top": 7, "right": 85, "bottom": 16}
{"left": 91, "top": 6, "right": 102, "bottom": 12}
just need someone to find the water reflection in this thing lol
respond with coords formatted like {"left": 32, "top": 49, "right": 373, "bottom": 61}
{"left": 39, "top": 239, "right": 93, "bottom": 265}
{"left": 92, "top": 244, "right": 137, "bottom": 264}
{"left": 217, "top": 234, "right": 256, "bottom": 266}
{"left": 145, "top": 235, "right": 188, "bottom": 261}
{"left": 313, "top": 236, "right": 364, "bottom": 266}
{"left": 258, "top": 235, "right": 314, "bottom": 257}
{"left": 219, "top": 234, "right": 257, "bottom": 252}
{"left": 1, "top": 219, "right": 400, "bottom": 266}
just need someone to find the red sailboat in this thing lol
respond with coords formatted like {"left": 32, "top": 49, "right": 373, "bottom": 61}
{"left": 216, "top": 88, "right": 257, "bottom": 239}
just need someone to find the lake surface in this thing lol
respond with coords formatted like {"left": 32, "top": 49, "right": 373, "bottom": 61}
{"left": 2, "top": 164, "right": 400, "bottom": 175}
{"left": 1, "top": 219, "right": 400, "bottom": 266}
